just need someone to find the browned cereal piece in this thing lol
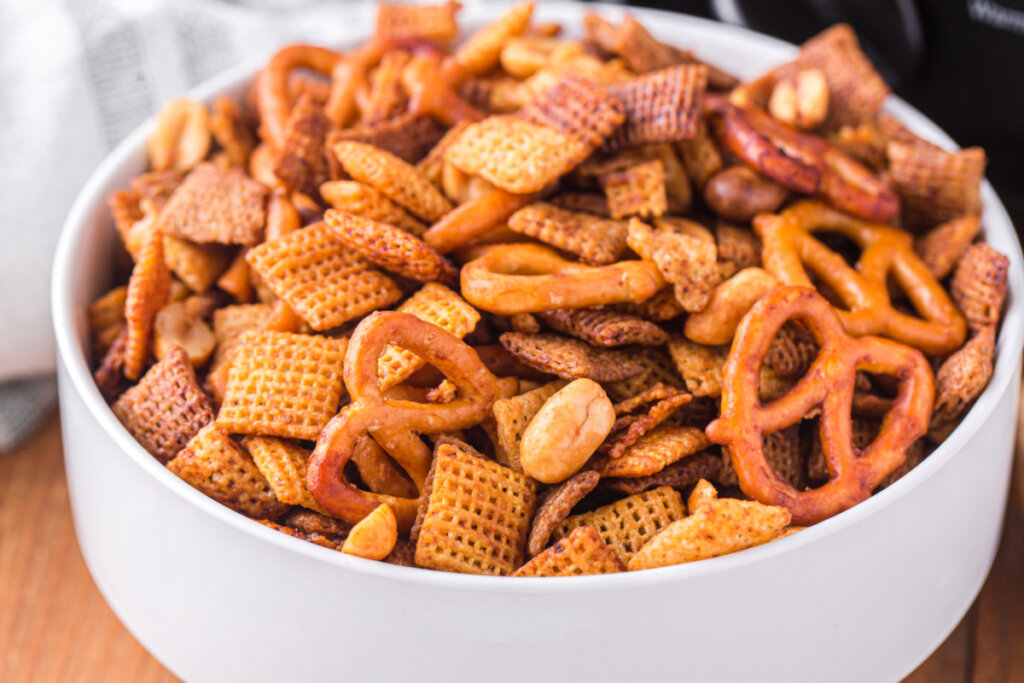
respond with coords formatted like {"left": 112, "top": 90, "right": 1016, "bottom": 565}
{"left": 444, "top": 115, "right": 587, "bottom": 194}
{"left": 130, "top": 170, "right": 184, "bottom": 210}
{"left": 675, "top": 120, "right": 723, "bottom": 188}
{"left": 602, "top": 451, "right": 721, "bottom": 495}
{"left": 516, "top": 74, "right": 626, "bottom": 151}
{"left": 667, "top": 337, "right": 727, "bottom": 398}
{"left": 608, "top": 65, "right": 708, "bottom": 150}
{"left": 930, "top": 327, "right": 996, "bottom": 434}
{"left": 320, "top": 180, "right": 427, "bottom": 236}
{"left": 878, "top": 439, "right": 927, "bottom": 489}
{"left": 124, "top": 228, "right": 172, "bottom": 380}
{"left": 414, "top": 442, "right": 537, "bottom": 575}
{"left": 330, "top": 112, "right": 448, "bottom": 164}
{"left": 429, "top": 433, "right": 488, "bottom": 460}
{"left": 416, "top": 121, "right": 471, "bottom": 188}
{"left": 167, "top": 424, "right": 290, "bottom": 519}
{"left": 325, "top": 210, "right": 456, "bottom": 283}
{"left": 914, "top": 215, "right": 981, "bottom": 280}
{"left": 537, "top": 307, "right": 667, "bottom": 347}
{"left": 600, "top": 387, "right": 693, "bottom": 459}
{"left": 887, "top": 141, "right": 986, "bottom": 230}
{"left": 282, "top": 509, "right": 352, "bottom": 538}
{"left": 491, "top": 380, "right": 569, "bottom": 471}
{"left": 605, "top": 348, "right": 685, "bottom": 403}
{"left": 259, "top": 520, "right": 342, "bottom": 551}
{"left": 377, "top": 283, "right": 481, "bottom": 390}
{"left": 552, "top": 486, "right": 686, "bottom": 564}
{"left": 156, "top": 163, "right": 268, "bottom": 245}
{"left": 272, "top": 94, "right": 330, "bottom": 200}
{"left": 360, "top": 50, "right": 412, "bottom": 125}
{"left": 243, "top": 436, "right": 327, "bottom": 514}
{"left": 499, "top": 332, "right": 644, "bottom": 382}
{"left": 715, "top": 222, "right": 762, "bottom": 271}
{"left": 526, "top": 470, "right": 601, "bottom": 556}
{"left": 614, "top": 287, "right": 686, "bottom": 322}
{"left": 718, "top": 425, "right": 804, "bottom": 489}
{"left": 600, "top": 160, "right": 668, "bottom": 220}
{"left": 246, "top": 222, "right": 403, "bottom": 330}
{"left": 333, "top": 140, "right": 452, "bottom": 222}
{"left": 216, "top": 331, "right": 347, "bottom": 440}
{"left": 506, "top": 202, "right": 629, "bottom": 266}
{"left": 111, "top": 345, "right": 213, "bottom": 463}
{"left": 765, "top": 323, "right": 818, "bottom": 379}
{"left": 600, "top": 14, "right": 679, "bottom": 73}
{"left": 649, "top": 225, "right": 722, "bottom": 313}
{"left": 950, "top": 243, "right": 1009, "bottom": 333}
{"left": 514, "top": 525, "right": 625, "bottom": 576}
{"left": 376, "top": 0, "right": 460, "bottom": 43}
{"left": 627, "top": 497, "right": 791, "bottom": 570}
{"left": 210, "top": 95, "right": 256, "bottom": 167}
{"left": 550, "top": 192, "right": 612, "bottom": 217}
{"left": 447, "top": 2, "right": 534, "bottom": 78}
{"left": 806, "top": 418, "right": 877, "bottom": 481}
{"left": 593, "top": 426, "right": 709, "bottom": 478}
{"left": 384, "top": 538, "right": 418, "bottom": 567}
{"left": 94, "top": 328, "right": 131, "bottom": 401}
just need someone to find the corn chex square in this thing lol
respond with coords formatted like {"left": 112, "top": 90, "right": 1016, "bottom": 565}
{"left": 513, "top": 526, "right": 625, "bottom": 577}
{"left": 243, "top": 435, "right": 327, "bottom": 515}
{"left": 507, "top": 202, "right": 629, "bottom": 266}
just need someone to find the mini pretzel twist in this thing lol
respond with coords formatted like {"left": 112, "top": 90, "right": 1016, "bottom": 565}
{"left": 755, "top": 201, "right": 967, "bottom": 355}
{"left": 706, "top": 286, "right": 934, "bottom": 525}
{"left": 460, "top": 243, "right": 666, "bottom": 315}
{"left": 705, "top": 94, "right": 899, "bottom": 223}
{"left": 307, "top": 312, "right": 516, "bottom": 530}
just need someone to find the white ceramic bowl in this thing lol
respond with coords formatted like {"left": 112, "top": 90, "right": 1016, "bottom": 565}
{"left": 52, "top": 4, "right": 1024, "bottom": 682}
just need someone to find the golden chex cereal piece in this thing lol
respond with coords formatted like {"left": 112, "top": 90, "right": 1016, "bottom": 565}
{"left": 168, "top": 423, "right": 290, "bottom": 519}
{"left": 156, "top": 162, "right": 268, "bottom": 244}
{"left": 491, "top": 379, "right": 568, "bottom": 472}
{"left": 377, "top": 283, "right": 481, "bottom": 390}
{"left": 516, "top": 75, "right": 626, "bottom": 151}
{"left": 950, "top": 242, "right": 1009, "bottom": 334}
{"left": 593, "top": 426, "right": 709, "bottom": 478}
{"left": 715, "top": 222, "right": 761, "bottom": 271}
{"left": 325, "top": 210, "right": 455, "bottom": 283}
{"left": 513, "top": 526, "right": 625, "bottom": 577}
{"left": 605, "top": 348, "right": 685, "bottom": 403}
{"left": 444, "top": 115, "right": 587, "bottom": 194}
{"left": 124, "top": 227, "right": 172, "bottom": 380}
{"left": 112, "top": 345, "right": 213, "bottom": 463}
{"left": 217, "top": 330, "right": 347, "bottom": 440}
{"left": 600, "top": 160, "right": 668, "bottom": 220}
{"left": 931, "top": 327, "right": 996, "bottom": 433}
{"left": 243, "top": 436, "right": 327, "bottom": 515}
{"left": 333, "top": 140, "right": 453, "bottom": 222}
{"left": 887, "top": 141, "right": 986, "bottom": 229}
{"left": 499, "top": 332, "right": 644, "bottom": 382}
{"left": 507, "top": 202, "right": 629, "bottom": 266}
{"left": 551, "top": 485, "right": 686, "bottom": 564}
{"left": 376, "top": 1, "right": 461, "bottom": 43}
{"left": 608, "top": 64, "right": 708, "bottom": 149}
{"left": 914, "top": 215, "right": 981, "bottom": 280}
{"left": 246, "top": 222, "right": 403, "bottom": 331}
{"left": 272, "top": 94, "right": 331, "bottom": 199}
{"left": 538, "top": 307, "right": 668, "bottom": 347}
{"left": 414, "top": 442, "right": 537, "bottom": 575}
{"left": 320, "top": 180, "right": 427, "bottom": 236}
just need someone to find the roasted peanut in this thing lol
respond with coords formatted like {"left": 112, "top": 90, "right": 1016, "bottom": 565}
{"left": 147, "top": 99, "right": 211, "bottom": 173}
{"left": 703, "top": 166, "right": 788, "bottom": 223}
{"left": 441, "top": 162, "right": 496, "bottom": 204}
{"left": 768, "top": 69, "right": 829, "bottom": 130}
{"left": 519, "top": 378, "right": 615, "bottom": 483}
{"left": 342, "top": 503, "right": 398, "bottom": 561}
{"left": 500, "top": 36, "right": 562, "bottom": 78}
{"left": 687, "top": 478, "right": 718, "bottom": 512}
{"left": 153, "top": 298, "right": 217, "bottom": 366}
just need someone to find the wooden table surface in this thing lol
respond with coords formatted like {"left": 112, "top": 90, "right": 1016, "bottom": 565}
{"left": 2, "top": 413, "right": 1022, "bottom": 682}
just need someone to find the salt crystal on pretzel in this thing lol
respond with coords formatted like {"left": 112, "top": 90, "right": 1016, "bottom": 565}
{"left": 499, "top": 332, "right": 644, "bottom": 382}
{"left": 514, "top": 526, "right": 625, "bottom": 577}
{"left": 246, "top": 222, "right": 403, "bottom": 330}
{"left": 599, "top": 160, "right": 668, "bottom": 220}
{"left": 490, "top": 379, "right": 568, "bottom": 472}
{"left": 414, "top": 442, "right": 536, "bottom": 575}
{"left": 325, "top": 210, "right": 456, "bottom": 283}
{"left": 320, "top": 180, "right": 427, "bottom": 236}
{"left": 931, "top": 327, "right": 996, "bottom": 435}
{"left": 593, "top": 426, "right": 708, "bottom": 478}
{"left": 243, "top": 436, "right": 328, "bottom": 515}
{"left": 112, "top": 345, "right": 213, "bottom": 463}
{"left": 950, "top": 243, "right": 1009, "bottom": 334}
{"left": 607, "top": 65, "right": 707, "bottom": 150}
{"left": 602, "top": 452, "right": 721, "bottom": 496}
{"left": 156, "top": 163, "right": 268, "bottom": 245}
{"left": 526, "top": 469, "right": 600, "bottom": 556}
{"left": 124, "top": 228, "right": 172, "bottom": 380}
{"left": 887, "top": 141, "right": 986, "bottom": 230}
{"left": 272, "top": 94, "right": 331, "bottom": 200}
{"left": 210, "top": 95, "right": 256, "bottom": 168}
{"left": 168, "top": 423, "right": 290, "bottom": 519}
{"left": 551, "top": 486, "right": 685, "bottom": 564}
{"left": 217, "top": 330, "right": 347, "bottom": 440}
{"left": 537, "top": 307, "right": 667, "bottom": 347}
{"left": 516, "top": 74, "right": 626, "bottom": 151}
{"left": 507, "top": 202, "right": 629, "bottom": 266}
{"left": 914, "top": 215, "right": 981, "bottom": 280}
{"left": 376, "top": 1, "right": 461, "bottom": 43}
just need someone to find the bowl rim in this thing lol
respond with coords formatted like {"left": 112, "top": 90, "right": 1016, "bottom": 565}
{"left": 51, "top": 1, "right": 1024, "bottom": 593}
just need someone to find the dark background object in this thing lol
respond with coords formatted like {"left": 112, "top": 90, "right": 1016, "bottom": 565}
{"left": 621, "top": 0, "right": 1024, "bottom": 228}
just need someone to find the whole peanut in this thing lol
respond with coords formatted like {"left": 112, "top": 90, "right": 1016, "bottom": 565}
{"left": 703, "top": 166, "right": 788, "bottom": 223}
{"left": 342, "top": 503, "right": 398, "bottom": 561}
{"left": 147, "top": 98, "right": 211, "bottom": 173}
{"left": 519, "top": 378, "right": 615, "bottom": 484}
{"left": 768, "top": 69, "right": 829, "bottom": 130}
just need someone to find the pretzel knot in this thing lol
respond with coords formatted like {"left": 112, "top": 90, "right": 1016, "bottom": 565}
{"left": 756, "top": 201, "right": 966, "bottom": 355}
{"left": 460, "top": 243, "right": 666, "bottom": 315}
{"left": 307, "top": 311, "right": 516, "bottom": 531}
{"left": 705, "top": 94, "right": 899, "bottom": 223}
{"left": 706, "top": 286, "right": 934, "bottom": 525}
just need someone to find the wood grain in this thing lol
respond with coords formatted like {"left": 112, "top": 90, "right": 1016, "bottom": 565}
{"left": 0, "top": 412, "right": 1020, "bottom": 682}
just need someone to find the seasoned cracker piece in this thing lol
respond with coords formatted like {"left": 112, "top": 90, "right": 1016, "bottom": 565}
{"left": 360, "top": 50, "right": 412, "bottom": 125}
{"left": 950, "top": 242, "right": 1009, "bottom": 334}
{"left": 168, "top": 423, "right": 289, "bottom": 519}
{"left": 593, "top": 426, "right": 709, "bottom": 478}
{"left": 124, "top": 228, "right": 172, "bottom": 380}
{"left": 243, "top": 436, "right": 327, "bottom": 515}
{"left": 491, "top": 379, "right": 569, "bottom": 471}
{"left": 537, "top": 307, "right": 667, "bottom": 347}
{"left": 499, "top": 332, "right": 644, "bottom": 382}
{"left": 627, "top": 497, "right": 791, "bottom": 570}
{"left": 320, "top": 180, "right": 427, "bottom": 236}
{"left": 414, "top": 442, "right": 537, "bottom": 575}
{"left": 514, "top": 526, "right": 625, "bottom": 576}
{"left": 649, "top": 225, "right": 721, "bottom": 312}
{"left": 156, "top": 163, "right": 268, "bottom": 245}
{"left": 765, "top": 323, "right": 818, "bottom": 378}
{"left": 604, "top": 348, "right": 685, "bottom": 403}
{"left": 527, "top": 470, "right": 601, "bottom": 556}
{"left": 376, "top": 1, "right": 461, "bottom": 43}
{"left": 246, "top": 222, "right": 403, "bottom": 330}
{"left": 551, "top": 486, "right": 685, "bottom": 564}
{"left": 112, "top": 345, "right": 213, "bottom": 463}
{"left": 614, "top": 287, "right": 686, "bottom": 322}
{"left": 507, "top": 202, "right": 629, "bottom": 266}
{"left": 444, "top": 115, "right": 587, "bottom": 194}
{"left": 211, "top": 95, "right": 256, "bottom": 167}
{"left": 325, "top": 210, "right": 456, "bottom": 282}
{"left": 719, "top": 425, "right": 804, "bottom": 489}
{"left": 715, "top": 222, "right": 762, "bottom": 271}
{"left": 931, "top": 327, "right": 996, "bottom": 433}
{"left": 887, "top": 141, "right": 986, "bottom": 230}
{"left": 914, "top": 215, "right": 981, "bottom": 280}
{"left": 333, "top": 140, "right": 452, "bottom": 222}
{"left": 608, "top": 64, "right": 707, "bottom": 150}
{"left": 216, "top": 331, "right": 347, "bottom": 440}
{"left": 599, "top": 160, "right": 668, "bottom": 220}
{"left": 377, "top": 283, "right": 481, "bottom": 390}
{"left": 516, "top": 74, "right": 626, "bottom": 151}
{"left": 272, "top": 94, "right": 331, "bottom": 199}
{"left": 603, "top": 451, "right": 721, "bottom": 495}
{"left": 330, "top": 112, "right": 448, "bottom": 164}
{"left": 667, "top": 337, "right": 727, "bottom": 397}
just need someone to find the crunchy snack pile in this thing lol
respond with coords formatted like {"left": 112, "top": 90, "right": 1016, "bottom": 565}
{"left": 90, "top": 4, "right": 1010, "bottom": 576}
